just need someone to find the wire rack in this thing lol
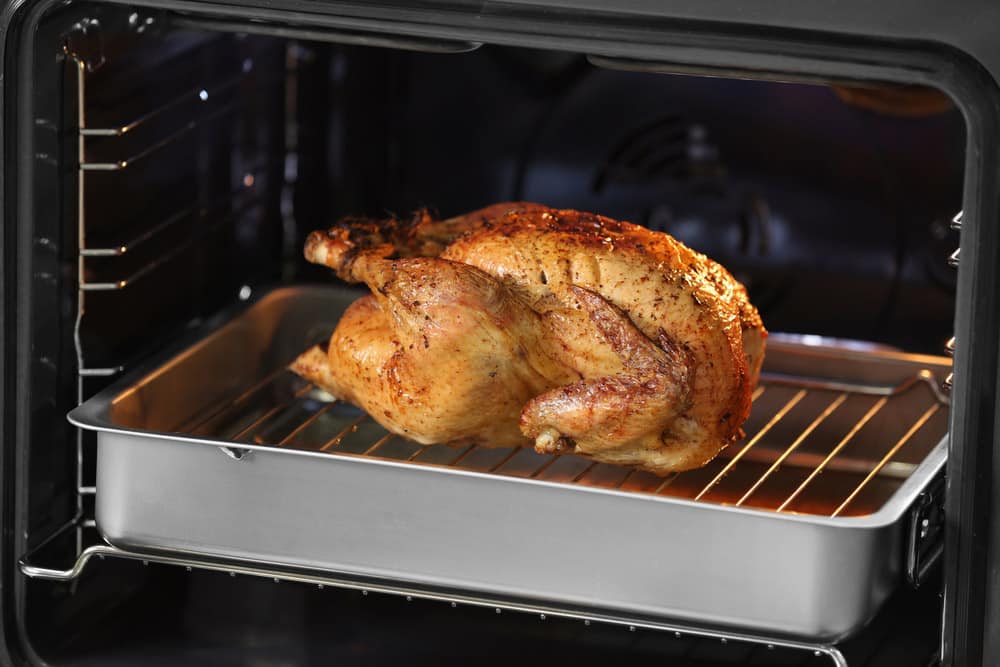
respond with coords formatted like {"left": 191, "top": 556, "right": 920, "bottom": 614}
{"left": 182, "top": 365, "right": 949, "bottom": 519}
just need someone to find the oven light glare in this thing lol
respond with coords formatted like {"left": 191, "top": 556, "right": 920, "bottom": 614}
{"left": 199, "top": 89, "right": 208, "bottom": 102}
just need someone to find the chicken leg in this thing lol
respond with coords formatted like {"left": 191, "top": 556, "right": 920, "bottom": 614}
{"left": 521, "top": 286, "right": 697, "bottom": 469}
{"left": 291, "top": 253, "right": 576, "bottom": 448}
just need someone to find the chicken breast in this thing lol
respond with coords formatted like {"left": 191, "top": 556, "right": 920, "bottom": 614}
{"left": 294, "top": 203, "right": 766, "bottom": 474}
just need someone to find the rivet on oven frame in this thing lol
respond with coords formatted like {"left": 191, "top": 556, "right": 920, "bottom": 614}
{"left": 539, "top": 614, "right": 546, "bottom": 621}
{"left": 495, "top": 608, "right": 502, "bottom": 614}
{"left": 628, "top": 626, "right": 636, "bottom": 632}
{"left": 405, "top": 596, "right": 413, "bottom": 602}
{"left": 450, "top": 602, "right": 457, "bottom": 608}
{"left": 361, "top": 590, "right": 368, "bottom": 596}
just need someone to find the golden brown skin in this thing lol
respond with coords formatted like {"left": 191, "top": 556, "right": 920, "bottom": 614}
{"left": 521, "top": 285, "right": 693, "bottom": 463}
{"left": 294, "top": 203, "right": 766, "bottom": 474}
{"left": 291, "top": 254, "right": 576, "bottom": 448}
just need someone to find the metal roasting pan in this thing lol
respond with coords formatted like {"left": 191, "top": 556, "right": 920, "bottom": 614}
{"left": 69, "top": 286, "right": 951, "bottom": 640}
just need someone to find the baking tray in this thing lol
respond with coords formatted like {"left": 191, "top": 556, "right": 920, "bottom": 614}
{"left": 69, "top": 286, "right": 951, "bottom": 640}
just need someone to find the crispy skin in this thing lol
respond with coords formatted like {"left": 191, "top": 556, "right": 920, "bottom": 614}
{"left": 522, "top": 286, "right": 693, "bottom": 461}
{"left": 295, "top": 203, "right": 766, "bottom": 474}
{"left": 440, "top": 207, "right": 765, "bottom": 471}
{"left": 303, "top": 202, "right": 551, "bottom": 281}
{"left": 291, "top": 255, "right": 577, "bottom": 448}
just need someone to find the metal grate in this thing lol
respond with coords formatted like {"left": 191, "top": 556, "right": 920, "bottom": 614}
{"left": 186, "top": 366, "right": 949, "bottom": 518}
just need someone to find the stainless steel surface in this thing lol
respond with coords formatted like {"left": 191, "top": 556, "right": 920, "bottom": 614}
{"left": 68, "top": 286, "right": 951, "bottom": 640}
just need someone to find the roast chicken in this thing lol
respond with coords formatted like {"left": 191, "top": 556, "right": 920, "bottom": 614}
{"left": 291, "top": 203, "right": 766, "bottom": 474}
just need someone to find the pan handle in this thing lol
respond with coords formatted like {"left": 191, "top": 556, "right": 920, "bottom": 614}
{"left": 906, "top": 472, "right": 946, "bottom": 587}
{"left": 220, "top": 446, "right": 252, "bottom": 461}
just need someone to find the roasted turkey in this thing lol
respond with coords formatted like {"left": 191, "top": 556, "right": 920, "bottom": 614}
{"left": 291, "top": 203, "right": 766, "bottom": 474}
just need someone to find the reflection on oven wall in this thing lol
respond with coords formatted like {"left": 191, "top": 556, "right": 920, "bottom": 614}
{"left": 319, "top": 45, "right": 962, "bottom": 353}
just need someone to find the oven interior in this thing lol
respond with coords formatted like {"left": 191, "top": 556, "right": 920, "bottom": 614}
{"left": 15, "top": 3, "right": 963, "bottom": 664}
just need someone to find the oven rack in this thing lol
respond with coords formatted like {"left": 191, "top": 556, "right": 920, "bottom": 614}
{"left": 185, "top": 366, "right": 949, "bottom": 519}
{"left": 19, "top": 520, "right": 848, "bottom": 667}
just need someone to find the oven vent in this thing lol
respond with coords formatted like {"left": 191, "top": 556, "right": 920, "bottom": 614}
{"left": 591, "top": 115, "right": 723, "bottom": 193}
